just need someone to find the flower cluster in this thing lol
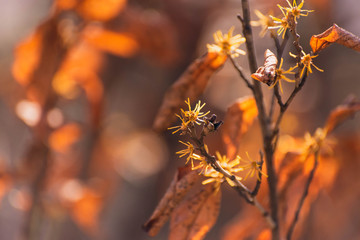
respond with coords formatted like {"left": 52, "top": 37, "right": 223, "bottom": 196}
{"left": 168, "top": 98, "right": 209, "bottom": 135}
{"left": 280, "top": 0, "right": 313, "bottom": 23}
{"left": 268, "top": 0, "right": 313, "bottom": 38}
{"left": 169, "top": 99, "right": 267, "bottom": 189}
{"left": 202, "top": 152, "right": 243, "bottom": 186}
{"left": 207, "top": 26, "right": 246, "bottom": 58}
{"left": 251, "top": 1, "right": 322, "bottom": 93}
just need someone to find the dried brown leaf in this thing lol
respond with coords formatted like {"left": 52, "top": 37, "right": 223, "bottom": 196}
{"left": 310, "top": 24, "right": 360, "bottom": 53}
{"left": 143, "top": 166, "right": 202, "bottom": 236}
{"left": 325, "top": 95, "right": 360, "bottom": 134}
{"left": 251, "top": 49, "right": 277, "bottom": 86}
{"left": 221, "top": 96, "right": 258, "bottom": 158}
{"left": 153, "top": 52, "right": 226, "bottom": 132}
{"left": 169, "top": 183, "right": 221, "bottom": 240}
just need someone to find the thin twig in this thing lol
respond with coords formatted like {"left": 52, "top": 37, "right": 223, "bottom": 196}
{"left": 271, "top": 30, "right": 290, "bottom": 112}
{"left": 269, "top": 89, "right": 276, "bottom": 120}
{"left": 286, "top": 151, "right": 319, "bottom": 240}
{"left": 274, "top": 84, "right": 284, "bottom": 108}
{"left": 229, "top": 56, "right": 254, "bottom": 90}
{"left": 274, "top": 71, "right": 308, "bottom": 136}
{"left": 288, "top": 14, "right": 304, "bottom": 85}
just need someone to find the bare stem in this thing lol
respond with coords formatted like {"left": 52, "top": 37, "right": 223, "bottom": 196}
{"left": 273, "top": 71, "right": 308, "bottom": 139}
{"left": 286, "top": 151, "right": 319, "bottom": 240}
{"left": 229, "top": 56, "right": 253, "bottom": 90}
{"left": 288, "top": 14, "right": 304, "bottom": 84}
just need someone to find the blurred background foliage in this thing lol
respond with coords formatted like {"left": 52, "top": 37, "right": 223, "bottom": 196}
{"left": 0, "top": 0, "right": 359, "bottom": 239}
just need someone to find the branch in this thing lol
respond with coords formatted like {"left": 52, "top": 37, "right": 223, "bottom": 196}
{"left": 288, "top": 14, "right": 304, "bottom": 84}
{"left": 189, "top": 129, "right": 276, "bottom": 229}
{"left": 286, "top": 151, "right": 319, "bottom": 240}
{"left": 271, "top": 30, "right": 290, "bottom": 112}
{"left": 240, "top": 1, "right": 279, "bottom": 238}
{"left": 274, "top": 84, "right": 284, "bottom": 108}
{"left": 229, "top": 56, "right": 253, "bottom": 90}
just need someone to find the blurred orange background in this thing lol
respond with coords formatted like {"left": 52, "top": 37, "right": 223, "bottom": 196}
{"left": 0, "top": 0, "right": 359, "bottom": 239}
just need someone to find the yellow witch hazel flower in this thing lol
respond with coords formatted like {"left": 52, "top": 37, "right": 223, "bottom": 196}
{"left": 202, "top": 152, "right": 243, "bottom": 186}
{"left": 180, "top": 98, "right": 209, "bottom": 125}
{"left": 176, "top": 140, "right": 195, "bottom": 164}
{"left": 168, "top": 98, "right": 209, "bottom": 134}
{"left": 280, "top": 0, "right": 314, "bottom": 23}
{"left": 302, "top": 128, "right": 328, "bottom": 160}
{"left": 270, "top": 58, "right": 296, "bottom": 93}
{"left": 241, "top": 152, "right": 268, "bottom": 181}
{"left": 251, "top": 10, "right": 276, "bottom": 37}
{"left": 289, "top": 51, "right": 323, "bottom": 78}
{"left": 269, "top": 0, "right": 313, "bottom": 38}
{"left": 175, "top": 141, "right": 209, "bottom": 170}
{"left": 269, "top": 5, "right": 290, "bottom": 39}
{"left": 207, "top": 26, "right": 246, "bottom": 58}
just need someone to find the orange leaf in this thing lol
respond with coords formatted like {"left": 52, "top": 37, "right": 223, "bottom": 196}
{"left": 76, "top": 0, "right": 126, "bottom": 21}
{"left": 12, "top": 31, "right": 42, "bottom": 86}
{"left": 55, "top": 0, "right": 77, "bottom": 10}
{"left": 70, "top": 187, "right": 103, "bottom": 235}
{"left": 82, "top": 25, "right": 139, "bottom": 57}
{"left": 13, "top": 14, "right": 69, "bottom": 106}
{"left": 324, "top": 95, "right": 360, "bottom": 134}
{"left": 49, "top": 123, "right": 82, "bottom": 153}
{"left": 169, "top": 183, "right": 221, "bottom": 240}
{"left": 251, "top": 49, "right": 278, "bottom": 86}
{"left": 143, "top": 166, "right": 201, "bottom": 236}
{"left": 221, "top": 96, "right": 258, "bottom": 158}
{"left": 310, "top": 24, "right": 360, "bottom": 53}
{"left": 153, "top": 52, "right": 226, "bottom": 132}
{"left": 256, "top": 229, "right": 271, "bottom": 240}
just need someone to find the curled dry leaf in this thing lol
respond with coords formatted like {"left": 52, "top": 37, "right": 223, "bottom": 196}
{"left": 143, "top": 166, "right": 202, "bottom": 236}
{"left": 169, "top": 183, "right": 221, "bottom": 240}
{"left": 221, "top": 96, "right": 258, "bottom": 158}
{"left": 310, "top": 24, "right": 360, "bottom": 53}
{"left": 153, "top": 52, "right": 226, "bottom": 132}
{"left": 251, "top": 49, "right": 277, "bottom": 86}
{"left": 324, "top": 95, "right": 360, "bottom": 134}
